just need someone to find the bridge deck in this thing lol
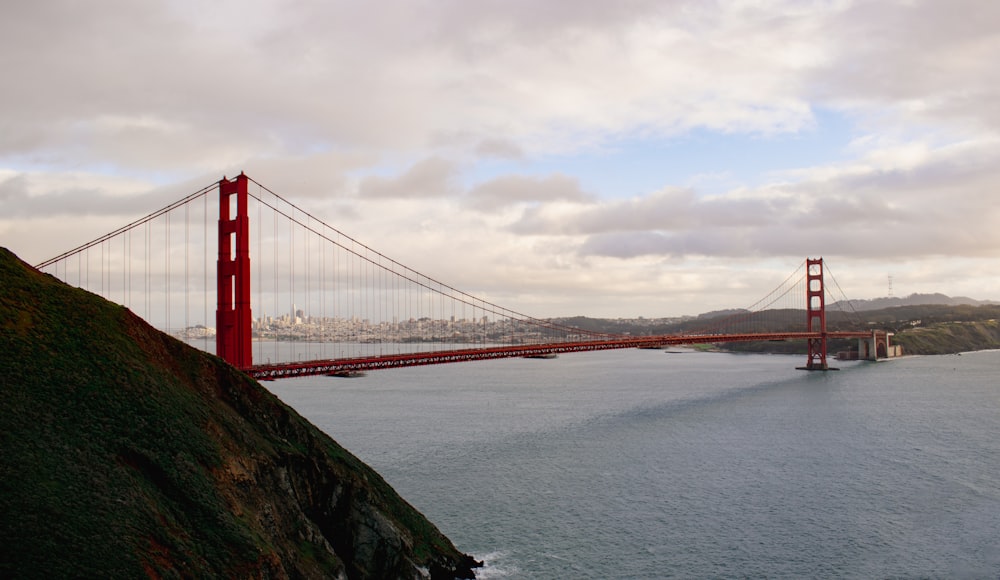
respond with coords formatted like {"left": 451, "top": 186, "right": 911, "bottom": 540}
{"left": 246, "top": 331, "right": 873, "bottom": 380}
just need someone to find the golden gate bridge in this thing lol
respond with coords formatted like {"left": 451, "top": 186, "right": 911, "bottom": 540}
{"left": 36, "top": 173, "right": 891, "bottom": 379}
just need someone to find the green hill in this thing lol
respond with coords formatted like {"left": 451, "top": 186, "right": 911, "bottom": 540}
{"left": 0, "top": 247, "right": 478, "bottom": 579}
{"left": 831, "top": 303, "right": 1000, "bottom": 355}
{"left": 891, "top": 320, "right": 1000, "bottom": 355}
{"left": 554, "top": 304, "right": 1000, "bottom": 356}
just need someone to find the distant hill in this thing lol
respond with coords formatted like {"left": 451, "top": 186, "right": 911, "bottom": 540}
{"left": 832, "top": 293, "right": 998, "bottom": 312}
{"left": 0, "top": 248, "right": 478, "bottom": 579}
{"left": 892, "top": 320, "right": 1000, "bottom": 355}
{"left": 550, "top": 296, "right": 1000, "bottom": 355}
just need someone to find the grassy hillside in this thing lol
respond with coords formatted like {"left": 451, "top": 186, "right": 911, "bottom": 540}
{"left": 556, "top": 305, "right": 1000, "bottom": 355}
{"left": 0, "top": 248, "right": 477, "bottom": 579}
{"left": 892, "top": 320, "right": 1000, "bottom": 355}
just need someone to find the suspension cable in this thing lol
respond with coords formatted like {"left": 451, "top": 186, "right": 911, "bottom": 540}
{"left": 245, "top": 176, "right": 610, "bottom": 338}
{"left": 35, "top": 183, "right": 216, "bottom": 270}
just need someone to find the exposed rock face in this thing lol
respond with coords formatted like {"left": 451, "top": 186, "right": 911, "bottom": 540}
{"left": 0, "top": 247, "right": 479, "bottom": 579}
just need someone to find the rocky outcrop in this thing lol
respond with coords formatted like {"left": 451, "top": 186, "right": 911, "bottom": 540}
{"left": 0, "top": 247, "right": 479, "bottom": 579}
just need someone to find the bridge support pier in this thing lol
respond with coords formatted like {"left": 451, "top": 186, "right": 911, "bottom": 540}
{"left": 216, "top": 173, "right": 252, "bottom": 369}
{"left": 858, "top": 330, "right": 899, "bottom": 361}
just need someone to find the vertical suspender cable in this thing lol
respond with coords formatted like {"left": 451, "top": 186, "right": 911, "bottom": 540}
{"left": 256, "top": 187, "right": 261, "bottom": 365}
{"left": 127, "top": 228, "right": 131, "bottom": 308}
{"left": 380, "top": 255, "right": 385, "bottom": 352}
{"left": 350, "top": 240, "right": 355, "bottom": 348}
{"left": 273, "top": 204, "right": 278, "bottom": 364}
{"left": 320, "top": 224, "right": 325, "bottom": 359}
{"left": 330, "top": 225, "right": 343, "bottom": 358}
{"left": 123, "top": 230, "right": 127, "bottom": 305}
{"left": 306, "top": 215, "right": 311, "bottom": 359}
{"left": 394, "top": 260, "right": 399, "bottom": 355}
{"left": 145, "top": 221, "right": 149, "bottom": 321}
{"left": 204, "top": 192, "right": 209, "bottom": 353}
{"left": 364, "top": 247, "right": 369, "bottom": 357}
{"left": 165, "top": 212, "right": 170, "bottom": 333}
{"left": 185, "top": 201, "right": 189, "bottom": 338}
{"left": 289, "top": 208, "right": 294, "bottom": 360}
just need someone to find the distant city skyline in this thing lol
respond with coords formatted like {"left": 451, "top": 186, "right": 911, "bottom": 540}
{"left": 3, "top": 1, "right": 1000, "bottom": 318}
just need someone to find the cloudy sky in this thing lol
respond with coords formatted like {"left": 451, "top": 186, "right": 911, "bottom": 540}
{"left": 2, "top": 0, "right": 999, "bottom": 318}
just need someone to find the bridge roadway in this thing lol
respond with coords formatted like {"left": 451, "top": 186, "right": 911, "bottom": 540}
{"left": 246, "top": 331, "right": 873, "bottom": 380}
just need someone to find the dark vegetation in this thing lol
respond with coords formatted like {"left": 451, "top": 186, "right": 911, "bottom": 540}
{"left": 0, "top": 248, "right": 478, "bottom": 579}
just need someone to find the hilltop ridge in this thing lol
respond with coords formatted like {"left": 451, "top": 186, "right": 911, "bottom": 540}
{"left": 549, "top": 298, "right": 1000, "bottom": 355}
{"left": 0, "top": 247, "right": 478, "bottom": 579}
{"left": 831, "top": 292, "right": 998, "bottom": 311}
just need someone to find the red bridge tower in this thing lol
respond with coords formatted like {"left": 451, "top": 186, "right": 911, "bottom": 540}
{"left": 803, "top": 257, "right": 829, "bottom": 370}
{"left": 216, "top": 174, "right": 252, "bottom": 369}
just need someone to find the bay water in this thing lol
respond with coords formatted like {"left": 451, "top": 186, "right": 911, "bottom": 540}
{"left": 266, "top": 348, "right": 1000, "bottom": 578}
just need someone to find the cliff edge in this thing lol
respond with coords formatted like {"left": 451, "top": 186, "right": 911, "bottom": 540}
{"left": 0, "top": 247, "right": 478, "bottom": 579}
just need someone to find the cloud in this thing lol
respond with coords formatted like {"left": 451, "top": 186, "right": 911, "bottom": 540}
{"left": 465, "top": 174, "right": 593, "bottom": 211}
{"left": 805, "top": 0, "right": 1000, "bottom": 132}
{"left": 4, "top": 0, "right": 996, "bottom": 179}
{"left": 0, "top": 0, "right": 838, "bottom": 173}
{"left": 508, "top": 187, "right": 780, "bottom": 237}
{"left": 0, "top": 171, "right": 172, "bottom": 219}
{"left": 357, "top": 157, "right": 459, "bottom": 199}
{"left": 504, "top": 136, "right": 1000, "bottom": 262}
{"left": 4, "top": 0, "right": 1000, "bottom": 313}
{"left": 473, "top": 138, "right": 525, "bottom": 160}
